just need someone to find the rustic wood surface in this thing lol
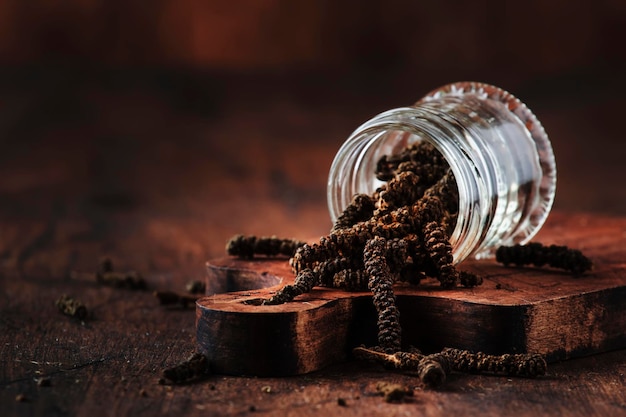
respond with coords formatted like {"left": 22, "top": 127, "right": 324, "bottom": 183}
{"left": 1, "top": 69, "right": 626, "bottom": 416}
{"left": 198, "top": 213, "right": 626, "bottom": 376}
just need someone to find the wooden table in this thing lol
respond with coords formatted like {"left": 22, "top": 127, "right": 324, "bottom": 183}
{"left": 1, "top": 68, "right": 625, "bottom": 416}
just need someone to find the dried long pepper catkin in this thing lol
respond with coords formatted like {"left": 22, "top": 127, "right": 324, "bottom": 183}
{"left": 440, "top": 347, "right": 546, "bottom": 377}
{"left": 375, "top": 142, "right": 448, "bottom": 182}
{"left": 422, "top": 221, "right": 457, "bottom": 288}
{"left": 496, "top": 243, "right": 592, "bottom": 276}
{"left": 353, "top": 346, "right": 546, "bottom": 388}
{"left": 315, "top": 256, "right": 364, "bottom": 288}
{"left": 332, "top": 269, "right": 369, "bottom": 290}
{"left": 264, "top": 268, "right": 318, "bottom": 305}
{"left": 374, "top": 171, "right": 425, "bottom": 216}
{"left": 226, "top": 235, "right": 306, "bottom": 259}
{"left": 331, "top": 194, "right": 376, "bottom": 232}
{"left": 364, "top": 236, "right": 403, "bottom": 353}
{"left": 353, "top": 347, "right": 448, "bottom": 388}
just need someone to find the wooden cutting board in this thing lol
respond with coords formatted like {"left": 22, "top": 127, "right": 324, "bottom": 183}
{"left": 196, "top": 213, "right": 626, "bottom": 376}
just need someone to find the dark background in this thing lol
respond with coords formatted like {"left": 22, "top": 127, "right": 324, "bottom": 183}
{"left": 1, "top": 0, "right": 626, "bottom": 272}
{"left": 2, "top": 3, "right": 626, "bottom": 416}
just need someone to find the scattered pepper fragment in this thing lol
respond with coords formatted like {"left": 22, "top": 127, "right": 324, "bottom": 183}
{"left": 161, "top": 352, "right": 210, "bottom": 384}
{"left": 96, "top": 258, "right": 147, "bottom": 290}
{"left": 375, "top": 381, "right": 413, "bottom": 403}
{"left": 55, "top": 295, "right": 88, "bottom": 320}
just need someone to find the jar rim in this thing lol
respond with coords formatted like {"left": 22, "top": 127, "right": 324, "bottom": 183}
{"left": 420, "top": 82, "right": 557, "bottom": 251}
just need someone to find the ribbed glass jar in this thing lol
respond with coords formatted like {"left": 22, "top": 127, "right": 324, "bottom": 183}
{"left": 327, "top": 82, "right": 556, "bottom": 263}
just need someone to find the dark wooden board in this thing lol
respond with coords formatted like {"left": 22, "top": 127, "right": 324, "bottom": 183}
{"left": 197, "top": 213, "right": 626, "bottom": 376}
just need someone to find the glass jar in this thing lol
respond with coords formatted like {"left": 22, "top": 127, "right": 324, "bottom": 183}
{"left": 327, "top": 82, "right": 556, "bottom": 263}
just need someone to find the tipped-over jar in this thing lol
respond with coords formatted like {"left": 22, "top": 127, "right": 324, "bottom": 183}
{"left": 327, "top": 82, "right": 556, "bottom": 262}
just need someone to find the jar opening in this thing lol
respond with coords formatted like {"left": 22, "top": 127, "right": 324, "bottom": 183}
{"left": 327, "top": 125, "right": 480, "bottom": 262}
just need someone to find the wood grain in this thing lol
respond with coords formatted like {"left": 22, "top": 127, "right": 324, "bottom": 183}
{"left": 197, "top": 213, "right": 626, "bottom": 376}
{"left": 1, "top": 72, "right": 626, "bottom": 417}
